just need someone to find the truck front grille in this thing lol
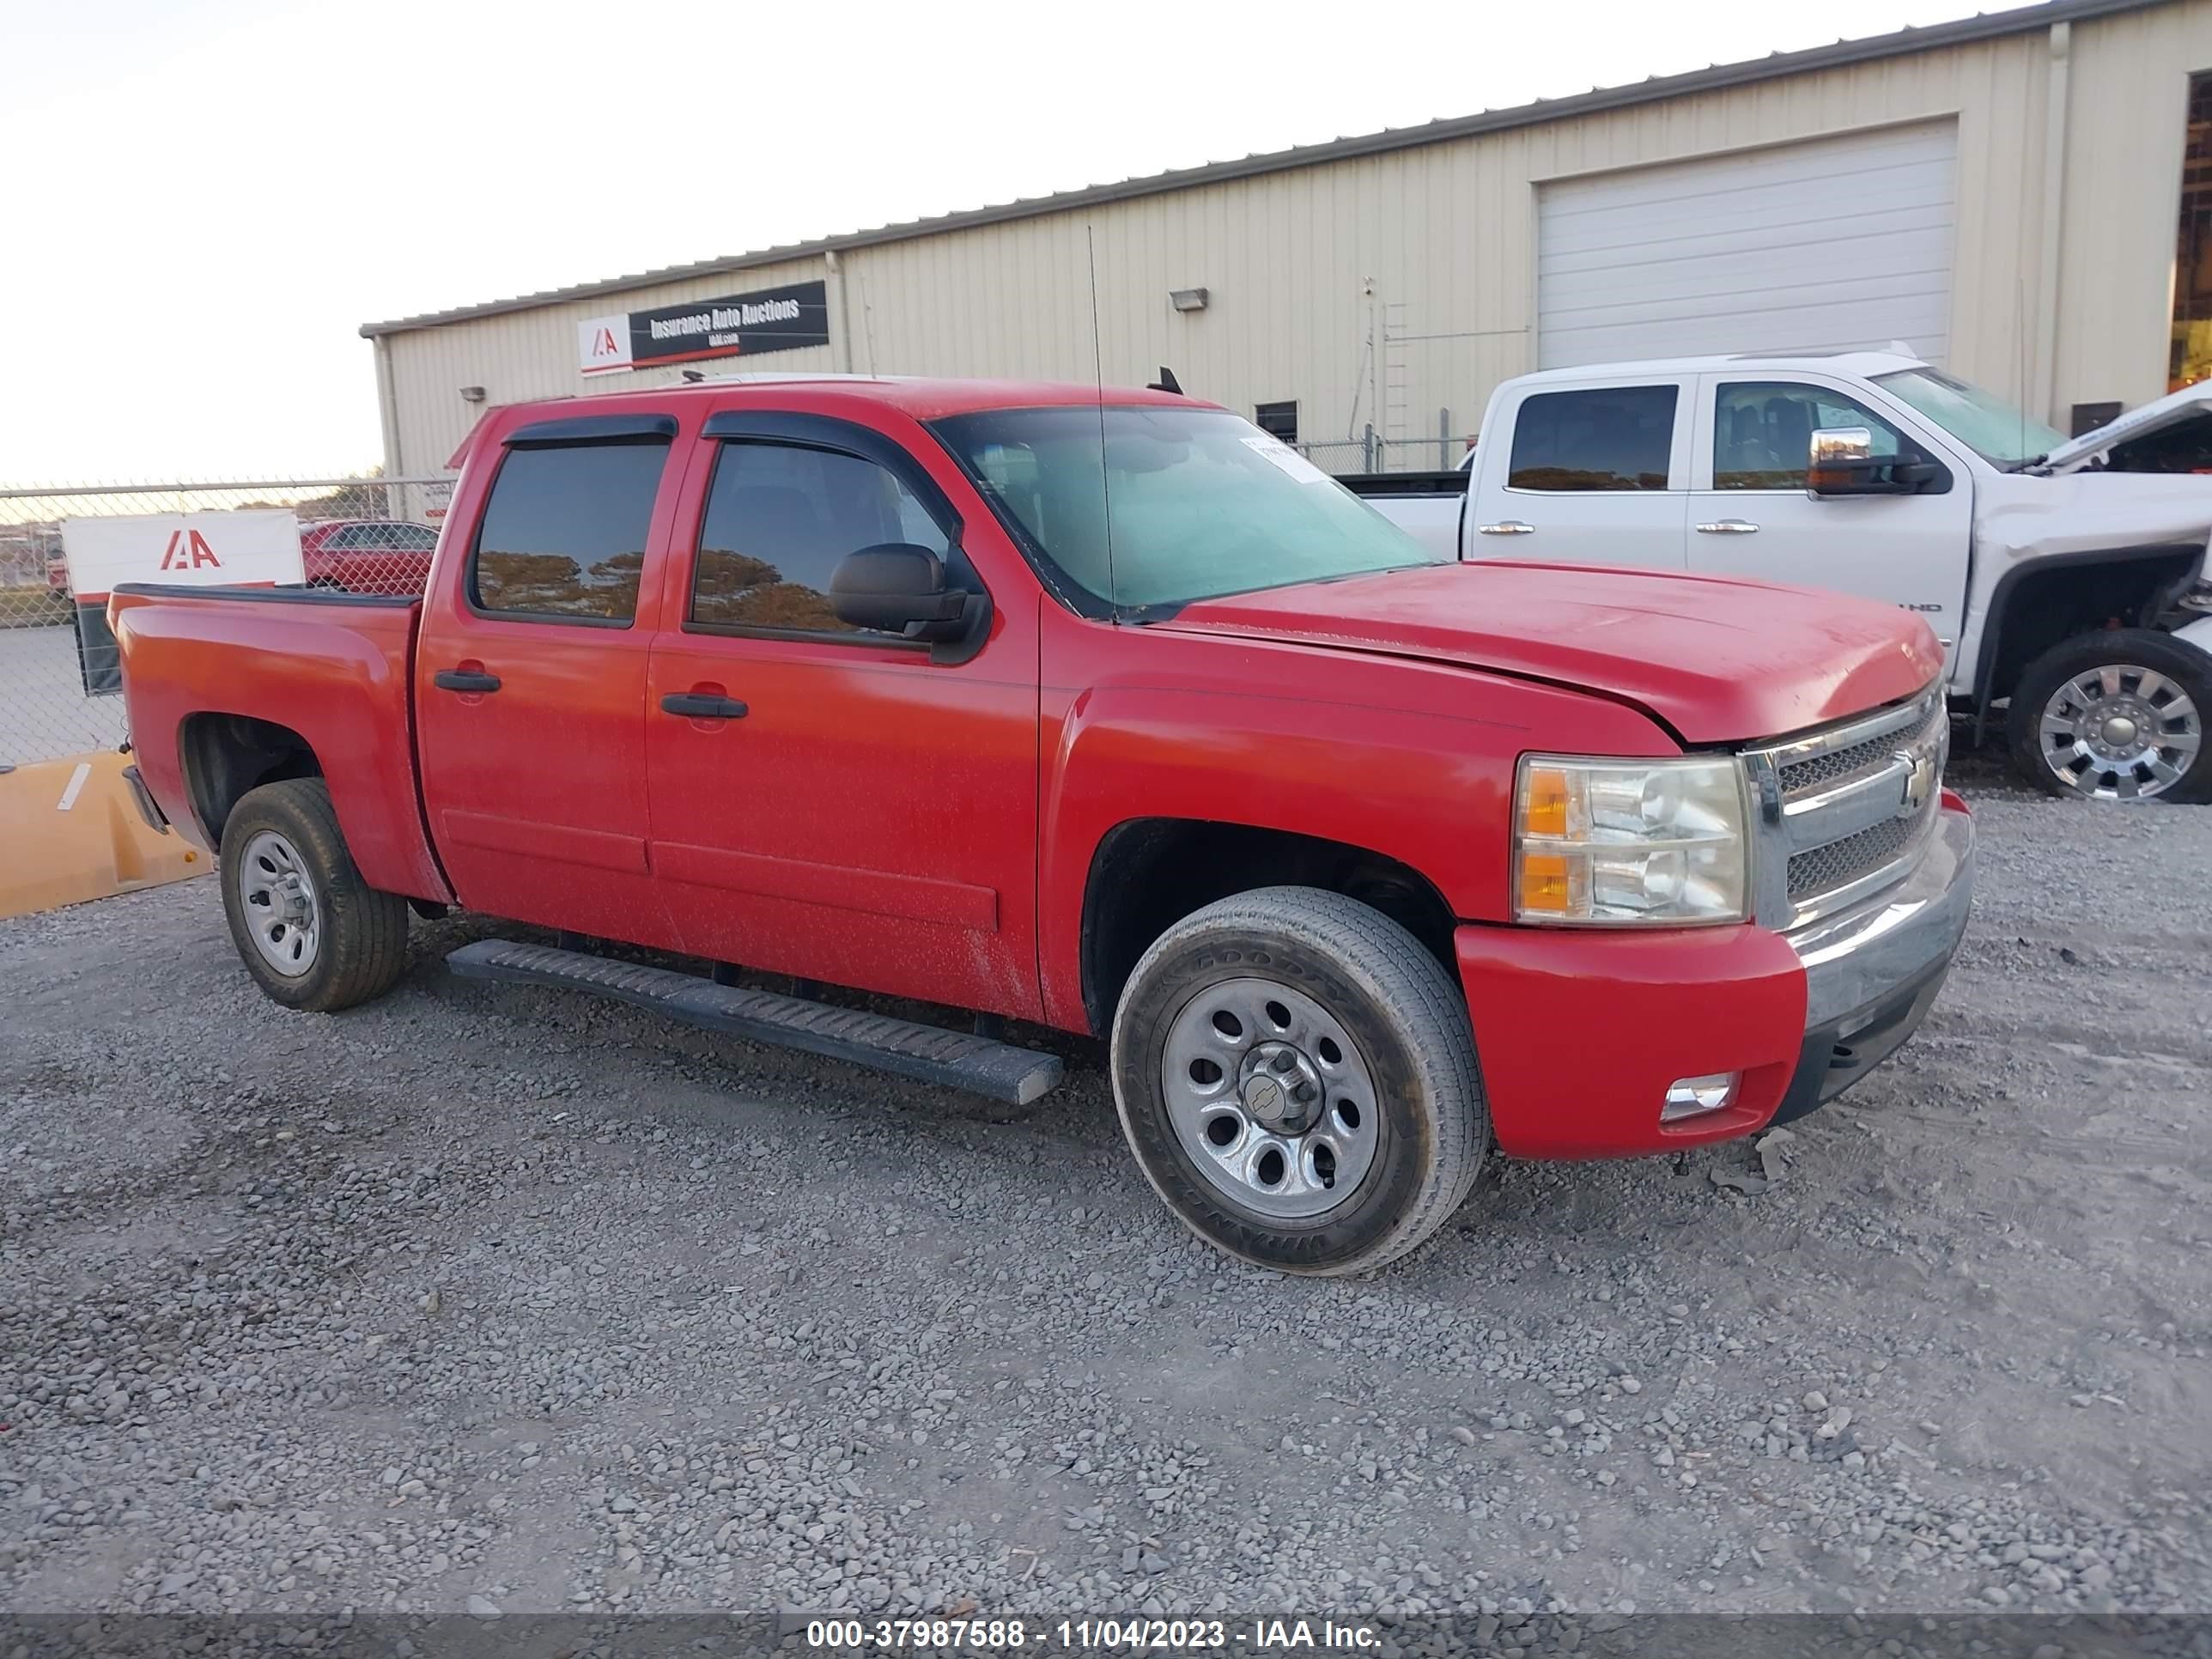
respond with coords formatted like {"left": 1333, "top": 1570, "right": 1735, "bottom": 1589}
{"left": 1785, "top": 813, "right": 1920, "bottom": 901}
{"left": 1747, "top": 689, "right": 1948, "bottom": 928}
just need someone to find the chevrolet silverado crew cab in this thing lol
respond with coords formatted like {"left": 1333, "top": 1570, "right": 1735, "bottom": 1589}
{"left": 112, "top": 374, "right": 1974, "bottom": 1275}
{"left": 1355, "top": 352, "right": 2212, "bottom": 803}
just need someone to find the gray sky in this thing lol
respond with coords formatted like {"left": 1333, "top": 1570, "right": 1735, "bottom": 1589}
{"left": 2, "top": 0, "right": 2004, "bottom": 482}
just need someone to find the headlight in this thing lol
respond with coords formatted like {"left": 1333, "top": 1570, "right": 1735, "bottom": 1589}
{"left": 1513, "top": 755, "right": 1748, "bottom": 925}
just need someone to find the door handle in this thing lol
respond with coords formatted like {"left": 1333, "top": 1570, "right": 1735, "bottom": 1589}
{"left": 660, "top": 693, "right": 749, "bottom": 720}
{"left": 1477, "top": 520, "right": 1534, "bottom": 536}
{"left": 433, "top": 669, "right": 501, "bottom": 693}
{"left": 1695, "top": 519, "right": 1760, "bottom": 534}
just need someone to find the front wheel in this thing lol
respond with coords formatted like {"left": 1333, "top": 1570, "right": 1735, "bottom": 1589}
{"left": 1109, "top": 886, "right": 1487, "bottom": 1276}
{"left": 2007, "top": 629, "right": 2212, "bottom": 802}
{"left": 220, "top": 779, "right": 411, "bottom": 1011}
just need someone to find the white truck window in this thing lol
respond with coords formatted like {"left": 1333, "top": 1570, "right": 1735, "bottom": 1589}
{"left": 1713, "top": 381, "right": 1904, "bottom": 490}
{"left": 1507, "top": 386, "right": 1676, "bottom": 492}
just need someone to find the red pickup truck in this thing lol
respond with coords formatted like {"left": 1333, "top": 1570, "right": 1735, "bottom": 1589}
{"left": 112, "top": 375, "right": 1973, "bottom": 1274}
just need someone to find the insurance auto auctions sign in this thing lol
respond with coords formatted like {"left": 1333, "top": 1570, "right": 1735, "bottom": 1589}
{"left": 577, "top": 279, "right": 830, "bottom": 375}
{"left": 60, "top": 508, "right": 303, "bottom": 603}
{"left": 58, "top": 508, "right": 306, "bottom": 697}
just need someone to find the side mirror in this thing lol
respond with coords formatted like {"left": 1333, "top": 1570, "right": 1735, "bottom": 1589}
{"left": 1807, "top": 426, "right": 1877, "bottom": 495}
{"left": 828, "top": 543, "right": 974, "bottom": 642}
{"left": 1807, "top": 427, "right": 1942, "bottom": 496}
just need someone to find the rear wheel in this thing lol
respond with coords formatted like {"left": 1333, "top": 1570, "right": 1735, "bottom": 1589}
{"left": 1109, "top": 886, "right": 1486, "bottom": 1276}
{"left": 2008, "top": 629, "right": 2211, "bottom": 802}
{"left": 220, "top": 779, "right": 410, "bottom": 1011}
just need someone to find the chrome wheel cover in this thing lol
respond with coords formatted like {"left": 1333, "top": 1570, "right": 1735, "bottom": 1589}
{"left": 2038, "top": 664, "right": 2202, "bottom": 801}
{"left": 1159, "top": 976, "right": 1381, "bottom": 1220}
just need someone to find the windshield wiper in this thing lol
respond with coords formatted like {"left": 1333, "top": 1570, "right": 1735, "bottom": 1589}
{"left": 2001, "top": 453, "right": 2050, "bottom": 473}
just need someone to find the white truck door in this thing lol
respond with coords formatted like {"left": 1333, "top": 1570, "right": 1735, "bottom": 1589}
{"left": 1464, "top": 375, "right": 1692, "bottom": 567}
{"left": 1686, "top": 373, "right": 1974, "bottom": 667}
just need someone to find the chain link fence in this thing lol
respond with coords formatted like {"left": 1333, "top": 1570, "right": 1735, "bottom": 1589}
{"left": 1296, "top": 434, "right": 1473, "bottom": 475}
{"left": 0, "top": 476, "right": 453, "bottom": 768}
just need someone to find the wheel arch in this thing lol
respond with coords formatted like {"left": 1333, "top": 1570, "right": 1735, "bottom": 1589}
{"left": 179, "top": 712, "right": 325, "bottom": 847}
{"left": 1078, "top": 817, "right": 1460, "bottom": 1037}
{"left": 1972, "top": 544, "right": 2203, "bottom": 715}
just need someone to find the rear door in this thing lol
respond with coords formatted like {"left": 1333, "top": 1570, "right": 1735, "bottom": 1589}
{"left": 643, "top": 410, "right": 1042, "bottom": 1018}
{"left": 1686, "top": 374, "right": 1974, "bottom": 659}
{"left": 414, "top": 413, "right": 684, "bottom": 948}
{"left": 1467, "top": 376, "right": 1692, "bottom": 566}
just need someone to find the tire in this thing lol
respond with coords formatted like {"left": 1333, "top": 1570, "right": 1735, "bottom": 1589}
{"left": 219, "top": 779, "right": 410, "bottom": 1012}
{"left": 1109, "top": 885, "right": 1486, "bottom": 1276}
{"left": 2006, "top": 628, "right": 2212, "bottom": 803}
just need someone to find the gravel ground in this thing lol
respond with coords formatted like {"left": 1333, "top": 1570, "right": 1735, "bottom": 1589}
{"left": 2, "top": 769, "right": 2208, "bottom": 1623}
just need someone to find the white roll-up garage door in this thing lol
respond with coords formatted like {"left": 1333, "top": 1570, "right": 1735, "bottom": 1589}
{"left": 1536, "top": 122, "right": 1957, "bottom": 369}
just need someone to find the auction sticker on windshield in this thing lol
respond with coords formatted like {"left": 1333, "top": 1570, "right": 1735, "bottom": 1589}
{"left": 1242, "top": 435, "right": 1334, "bottom": 485}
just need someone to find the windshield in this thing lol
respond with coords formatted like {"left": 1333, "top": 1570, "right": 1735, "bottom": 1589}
{"left": 1872, "top": 367, "right": 2067, "bottom": 466}
{"left": 931, "top": 404, "right": 1443, "bottom": 611}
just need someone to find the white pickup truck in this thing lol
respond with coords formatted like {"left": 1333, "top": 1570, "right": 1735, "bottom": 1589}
{"left": 1352, "top": 351, "right": 2212, "bottom": 802}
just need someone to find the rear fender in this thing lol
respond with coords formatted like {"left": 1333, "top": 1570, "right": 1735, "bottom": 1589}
{"left": 112, "top": 588, "right": 450, "bottom": 902}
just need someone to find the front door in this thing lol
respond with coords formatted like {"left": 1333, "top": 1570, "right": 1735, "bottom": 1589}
{"left": 414, "top": 420, "right": 683, "bottom": 948}
{"left": 1470, "top": 376, "right": 1692, "bottom": 566}
{"left": 1686, "top": 374, "right": 1974, "bottom": 663}
{"left": 644, "top": 414, "right": 1042, "bottom": 1018}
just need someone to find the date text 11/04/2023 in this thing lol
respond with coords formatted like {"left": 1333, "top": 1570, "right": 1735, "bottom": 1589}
{"left": 804, "top": 1619, "right": 1381, "bottom": 1650}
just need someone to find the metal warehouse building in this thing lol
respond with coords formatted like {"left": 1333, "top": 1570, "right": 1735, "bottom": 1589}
{"left": 365, "top": 0, "right": 2212, "bottom": 478}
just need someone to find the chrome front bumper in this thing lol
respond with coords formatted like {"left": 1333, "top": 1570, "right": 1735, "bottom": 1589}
{"left": 1771, "top": 803, "right": 1976, "bottom": 1121}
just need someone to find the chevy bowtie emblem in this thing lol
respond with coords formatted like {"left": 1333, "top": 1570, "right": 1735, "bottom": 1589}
{"left": 1896, "top": 746, "right": 1936, "bottom": 818}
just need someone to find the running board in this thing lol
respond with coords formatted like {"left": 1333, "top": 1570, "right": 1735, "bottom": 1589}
{"left": 445, "top": 939, "right": 1064, "bottom": 1105}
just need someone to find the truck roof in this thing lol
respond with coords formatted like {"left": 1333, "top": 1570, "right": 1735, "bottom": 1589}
{"left": 446, "top": 375, "right": 1210, "bottom": 470}
{"left": 525, "top": 374, "right": 1204, "bottom": 421}
{"left": 1508, "top": 349, "right": 1929, "bottom": 386}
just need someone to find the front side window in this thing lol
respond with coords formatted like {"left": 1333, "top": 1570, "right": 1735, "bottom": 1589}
{"left": 471, "top": 440, "right": 668, "bottom": 622}
{"left": 931, "top": 404, "right": 1438, "bottom": 612}
{"left": 1713, "top": 382, "right": 1915, "bottom": 490}
{"left": 690, "top": 442, "right": 951, "bottom": 635}
{"left": 1507, "top": 386, "right": 1677, "bottom": 491}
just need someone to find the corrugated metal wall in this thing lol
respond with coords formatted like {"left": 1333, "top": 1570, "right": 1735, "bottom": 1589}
{"left": 380, "top": 0, "right": 2207, "bottom": 477}
{"left": 2058, "top": 1, "right": 2212, "bottom": 406}
{"left": 382, "top": 258, "right": 839, "bottom": 476}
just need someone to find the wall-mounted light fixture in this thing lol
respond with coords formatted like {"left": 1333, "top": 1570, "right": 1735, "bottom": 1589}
{"left": 1169, "top": 288, "right": 1209, "bottom": 313}
{"left": 459, "top": 385, "right": 487, "bottom": 403}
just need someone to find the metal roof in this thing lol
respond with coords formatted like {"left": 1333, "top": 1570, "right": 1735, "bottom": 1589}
{"left": 360, "top": 0, "right": 2160, "bottom": 339}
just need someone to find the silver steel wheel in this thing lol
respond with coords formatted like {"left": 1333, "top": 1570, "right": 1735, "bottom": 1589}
{"left": 1160, "top": 975, "right": 1381, "bottom": 1219}
{"left": 2038, "top": 664, "right": 2203, "bottom": 800}
{"left": 237, "top": 829, "right": 321, "bottom": 978}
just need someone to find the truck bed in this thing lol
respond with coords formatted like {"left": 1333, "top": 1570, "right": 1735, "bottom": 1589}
{"left": 1336, "top": 471, "right": 1468, "bottom": 561}
{"left": 108, "top": 584, "right": 449, "bottom": 901}
{"left": 1334, "top": 470, "right": 1470, "bottom": 498}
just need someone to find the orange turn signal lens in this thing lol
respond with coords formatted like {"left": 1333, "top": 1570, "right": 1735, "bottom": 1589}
{"left": 1517, "top": 852, "right": 1572, "bottom": 915}
{"left": 1521, "top": 767, "right": 1571, "bottom": 839}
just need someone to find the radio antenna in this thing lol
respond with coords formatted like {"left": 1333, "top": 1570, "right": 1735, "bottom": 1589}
{"left": 1086, "top": 223, "right": 1116, "bottom": 617}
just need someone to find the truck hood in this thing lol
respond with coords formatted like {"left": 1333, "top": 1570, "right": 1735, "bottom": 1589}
{"left": 1157, "top": 562, "right": 1942, "bottom": 744}
{"left": 2043, "top": 380, "right": 2212, "bottom": 472}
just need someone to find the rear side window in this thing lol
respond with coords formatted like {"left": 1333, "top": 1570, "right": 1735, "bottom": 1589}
{"left": 690, "top": 441, "right": 950, "bottom": 635}
{"left": 471, "top": 440, "right": 670, "bottom": 622}
{"left": 1507, "top": 386, "right": 1678, "bottom": 491}
{"left": 330, "top": 522, "right": 438, "bottom": 551}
